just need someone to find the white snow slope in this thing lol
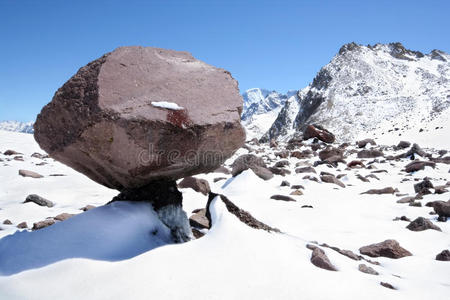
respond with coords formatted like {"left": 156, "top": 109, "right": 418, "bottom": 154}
{"left": 0, "top": 129, "right": 449, "bottom": 299}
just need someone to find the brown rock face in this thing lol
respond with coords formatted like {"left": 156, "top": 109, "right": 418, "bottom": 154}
{"left": 34, "top": 46, "right": 245, "bottom": 190}
{"left": 303, "top": 124, "right": 335, "bottom": 143}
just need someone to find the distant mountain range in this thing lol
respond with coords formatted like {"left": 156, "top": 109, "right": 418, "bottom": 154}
{"left": 0, "top": 121, "right": 34, "bottom": 134}
{"left": 242, "top": 42, "right": 450, "bottom": 143}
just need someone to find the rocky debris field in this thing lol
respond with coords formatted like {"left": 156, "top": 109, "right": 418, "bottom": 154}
{"left": 0, "top": 127, "right": 449, "bottom": 299}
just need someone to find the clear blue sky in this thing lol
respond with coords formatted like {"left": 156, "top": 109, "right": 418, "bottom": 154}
{"left": 0, "top": 0, "right": 449, "bottom": 122}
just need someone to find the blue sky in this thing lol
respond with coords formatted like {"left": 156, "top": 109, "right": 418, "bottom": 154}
{"left": 0, "top": 0, "right": 449, "bottom": 122}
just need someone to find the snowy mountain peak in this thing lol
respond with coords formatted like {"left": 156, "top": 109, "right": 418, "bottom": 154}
{"left": 263, "top": 42, "right": 450, "bottom": 142}
{"left": 0, "top": 120, "right": 34, "bottom": 134}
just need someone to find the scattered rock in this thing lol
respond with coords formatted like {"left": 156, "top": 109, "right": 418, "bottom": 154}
{"left": 17, "top": 222, "right": 28, "bottom": 229}
{"left": 295, "top": 166, "right": 316, "bottom": 174}
{"left": 393, "top": 216, "right": 411, "bottom": 222}
{"left": 3, "top": 149, "right": 22, "bottom": 156}
{"left": 396, "top": 197, "right": 415, "bottom": 204}
{"left": 414, "top": 178, "right": 433, "bottom": 194}
{"left": 406, "top": 217, "right": 441, "bottom": 231}
{"left": 358, "top": 264, "right": 379, "bottom": 275}
{"left": 396, "top": 141, "right": 411, "bottom": 149}
{"left": 189, "top": 209, "right": 210, "bottom": 229}
{"left": 409, "top": 201, "right": 422, "bottom": 207}
{"left": 34, "top": 46, "right": 245, "bottom": 189}
{"left": 310, "top": 248, "right": 337, "bottom": 271}
{"left": 24, "top": 194, "right": 54, "bottom": 207}
{"left": 319, "top": 147, "right": 344, "bottom": 161}
{"left": 191, "top": 228, "right": 205, "bottom": 239}
{"left": 268, "top": 166, "right": 291, "bottom": 176}
{"left": 54, "top": 213, "right": 75, "bottom": 221}
{"left": 231, "top": 154, "right": 273, "bottom": 180}
{"left": 303, "top": 124, "right": 335, "bottom": 144}
{"left": 280, "top": 180, "right": 290, "bottom": 187}
{"left": 31, "top": 152, "right": 47, "bottom": 159}
{"left": 18, "top": 169, "right": 43, "bottom": 178}
{"left": 301, "top": 205, "right": 313, "bottom": 208}
{"left": 178, "top": 176, "right": 211, "bottom": 195}
{"left": 426, "top": 200, "right": 450, "bottom": 221}
{"left": 348, "top": 160, "right": 365, "bottom": 168}
{"left": 80, "top": 204, "right": 96, "bottom": 211}
{"left": 361, "top": 187, "right": 397, "bottom": 195}
{"left": 357, "top": 139, "right": 376, "bottom": 148}
{"left": 435, "top": 249, "right": 450, "bottom": 261}
{"left": 356, "top": 174, "right": 369, "bottom": 182}
{"left": 32, "top": 219, "right": 55, "bottom": 230}
{"left": 270, "top": 195, "right": 296, "bottom": 202}
{"left": 303, "top": 175, "right": 319, "bottom": 182}
{"left": 290, "top": 190, "right": 303, "bottom": 196}
{"left": 359, "top": 239, "right": 412, "bottom": 259}
{"left": 380, "top": 282, "right": 396, "bottom": 290}
{"left": 404, "top": 160, "right": 436, "bottom": 173}
{"left": 291, "top": 184, "right": 305, "bottom": 190}
{"left": 321, "top": 174, "right": 345, "bottom": 188}
{"left": 274, "top": 160, "right": 289, "bottom": 168}
{"left": 357, "top": 149, "right": 384, "bottom": 158}
{"left": 213, "top": 177, "right": 227, "bottom": 183}
{"left": 2, "top": 219, "right": 12, "bottom": 225}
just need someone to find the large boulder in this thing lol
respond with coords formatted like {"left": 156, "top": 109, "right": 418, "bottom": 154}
{"left": 34, "top": 46, "right": 245, "bottom": 190}
{"left": 359, "top": 239, "right": 412, "bottom": 259}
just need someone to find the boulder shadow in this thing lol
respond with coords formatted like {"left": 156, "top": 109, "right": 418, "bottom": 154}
{"left": 0, "top": 201, "right": 174, "bottom": 276}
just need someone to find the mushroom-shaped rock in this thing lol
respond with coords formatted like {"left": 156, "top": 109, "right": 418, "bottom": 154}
{"left": 34, "top": 46, "right": 245, "bottom": 190}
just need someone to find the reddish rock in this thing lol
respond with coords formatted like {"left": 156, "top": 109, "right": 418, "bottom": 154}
{"left": 310, "top": 248, "right": 337, "bottom": 271}
{"left": 359, "top": 239, "right": 412, "bottom": 259}
{"left": 189, "top": 209, "right": 210, "bottom": 229}
{"left": 357, "top": 139, "right": 376, "bottom": 148}
{"left": 303, "top": 124, "right": 335, "bottom": 144}
{"left": 32, "top": 219, "right": 55, "bottom": 230}
{"left": 34, "top": 46, "right": 245, "bottom": 190}
{"left": 357, "top": 149, "right": 384, "bottom": 158}
{"left": 54, "top": 213, "right": 75, "bottom": 221}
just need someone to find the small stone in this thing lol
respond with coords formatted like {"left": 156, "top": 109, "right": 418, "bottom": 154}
{"left": 80, "top": 204, "right": 96, "bottom": 211}
{"left": 295, "top": 166, "right": 316, "bottom": 174}
{"left": 17, "top": 222, "right": 28, "bottom": 229}
{"left": 358, "top": 264, "right": 379, "bottom": 275}
{"left": 270, "top": 195, "right": 296, "bottom": 202}
{"left": 54, "top": 213, "right": 75, "bottom": 221}
{"left": 32, "top": 219, "right": 55, "bottom": 230}
{"left": 18, "top": 169, "right": 44, "bottom": 178}
{"left": 3, "top": 149, "right": 22, "bottom": 156}
{"left": 189, "top": 209, "right": 210, "bottom": 229}
{"left": 361, "top": 187, "right": 397, "bottom": 195}
{"left": 435, "top": 250, "right": 450, "bottom": 261}
{"left": 406, "top": 217, "right": 441, "bottom": 231}
{"left": 2, "top": 219, "right": 12, "bottom": 225}
{"left": 321, "top": 174, "right": 345, "bottom": 188}
{"left": 280, "top": 180, "right": 291, "bottom": 187}
{"left": 359, "top": 239, "right": 412, "bottom": 259}
{"left": 380, "top": 282, "right": 396, "bottom": 290}
{"left": 290, "top": 189, "right": 303, "bottom": 196}
{"left": 178, "top": 176, "right": 211, "bottom": 195}
{"left": 24, "top": 194, "right": 54, "bottom": 207}
{"left": 310, "top": 248, "right": 337, "bottom": 271}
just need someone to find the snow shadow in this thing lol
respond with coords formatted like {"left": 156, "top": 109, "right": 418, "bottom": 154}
{"left": 0, "top": 201, "right": 174, "bottom": 276}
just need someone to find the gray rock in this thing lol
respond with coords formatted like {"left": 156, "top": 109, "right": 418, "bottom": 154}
{"left": 310, "top": 248, "right": 337, "bottom": 271}
{"left": 18, "top": 169, "right": 43, "bottom": 178}
{"left": 358, "top": 263, "right": 379, "bottom": 275}
{"left": 435, "top": 249, "right": 450, "bottom": 261}
{"left": 357, "top": 149, "right": 384, "bottom": 158}
{"left": 270, "top": 194, "right": 296, "bottom": 202}
{"left": 189, "top": 209, "right": 210, "bottom": 229}
{"left": 24, "top": 194, "right": 54, "bottom": 207}
{"left": 32, "top": 219, "right": 55, "bottom": 230}
{"left": 178, "top": 176, "right": 211, "bottom": 195}
{"left": 320, "top": 174, "right": 345, "bottom": 188}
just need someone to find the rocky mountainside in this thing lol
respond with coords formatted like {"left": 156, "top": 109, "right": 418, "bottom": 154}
{"left": 0, "top": 121, "right": 34, "bottom": 134}
{"left": 262, "top": 42, "right": 450, "bottom": 143}
{"left": 241, "top": 88, "right": 296, "bottom": 140}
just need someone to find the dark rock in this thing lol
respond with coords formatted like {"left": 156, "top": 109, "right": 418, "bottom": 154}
{"left": 3, "top": 149, "right": 22, "bottom": 156}
{"left": 406, "top": 217, "right": 441, "bottom": 231}
{"left": 24, "top": 194, "right": 54, "bottom": 207}
{"left": 280, "top": 180, "right": 290, "bottom": 187}
{"left": 32, "top": 219, "right": 55, "bottom": 230}
{"left": 348, "top": 160, "right": 365, "bottom": 168}
{"left": 213, "top": 177, "right": 227, "bottom": 183}
{"left": 178, "top": 176, "right": 211, "bottom": 195}
{"left": 275, "top": 150, "right": 289, "bottom": 159}
{"left": 31, "top": 152, "right": 47, "bottom": 159}
{"left": 393, "top": 216, "right": 411, "bottom": 222}
{"left": 356, "top": 174, "right": 369, "bottom": 182}
{"left": 191, "top": 228, "right": 204, "bottom": 239}
{"left": 404, "top": 160, "right": 436, "bottom": 172}
{"left": 34, "top": 46, "right": 245, "bottom": 190}
{"left": 396, "top": 141, "right": 411, "bottom": 149}
{"left": 18, "top": 169, "right": 43, "bottom": 178}
{"left": 434, "top": 186, "right": 448, "bottom": 194}
{"left": 409, "top": 201, "right": 422, "bottom": 207}
{"left": 414, "top": 178, "right": 433, "bottom": 194}
{"left": 319, "top": 147, "right": 344, "bottom": 161}
{"left": 427, "top": 200, "right": 450, "bottom": 220}
{"left": 301, "top": 205, "right": 313, "bottom": 208}
{"left": 396, "top": 197, "right": 415, "bottom": 204}
{"left": 251, "top": 166, "right": 274, "bottom": 180}
{"left": 358, "top": 264, "right": 379, "bottom": 275}
{"left": 303, "top": 175, "right": 319, "bottom": 182}
{"left": 380, "top": 282, "right": 396, "bottom": 290}
{"left": 291, "top": 184, "right": 305, "bottom": 190}
{"left": 13, "top": 156, "right": 24, "bottom": 161}
{"left": 310, "top": 248, "right": 337, "bottom": 271}
{"left": 357, "top": 149, "right": 384, "bottom": 158}
{"left": 359, "top": 239, "right": 412, "bottom": 258}
{"left": 361, "top": 187, "right": 397, "bottom": 195}
{"left": 295, "top": 166, "right": 316, "bottom": 174}
{"left": 270, "top": 195, "right": 296, "bottom": 202}
{"left": 357, "top": 139, "right": 376, "bottom": 148}
{"left": 17, "top": 222, "right": 28, "bottom": 229}
{"left": 435, "top": 249, "right": 450, "bottom": 261}
{"left": 270, "top": 139, "right": 278, "bottom": 148}
{"left": 303, "top": 124, "right": 335, "bottom": 144}
{"left": 268, "top": 167, "right": 291, "bottom": 176}
{"left": 2, "top": 219, "right": 12, "bottom": 225}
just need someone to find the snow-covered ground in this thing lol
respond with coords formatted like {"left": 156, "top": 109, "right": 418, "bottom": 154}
{"left": 0, "top": 129, "right": 449, "bottom": 299}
